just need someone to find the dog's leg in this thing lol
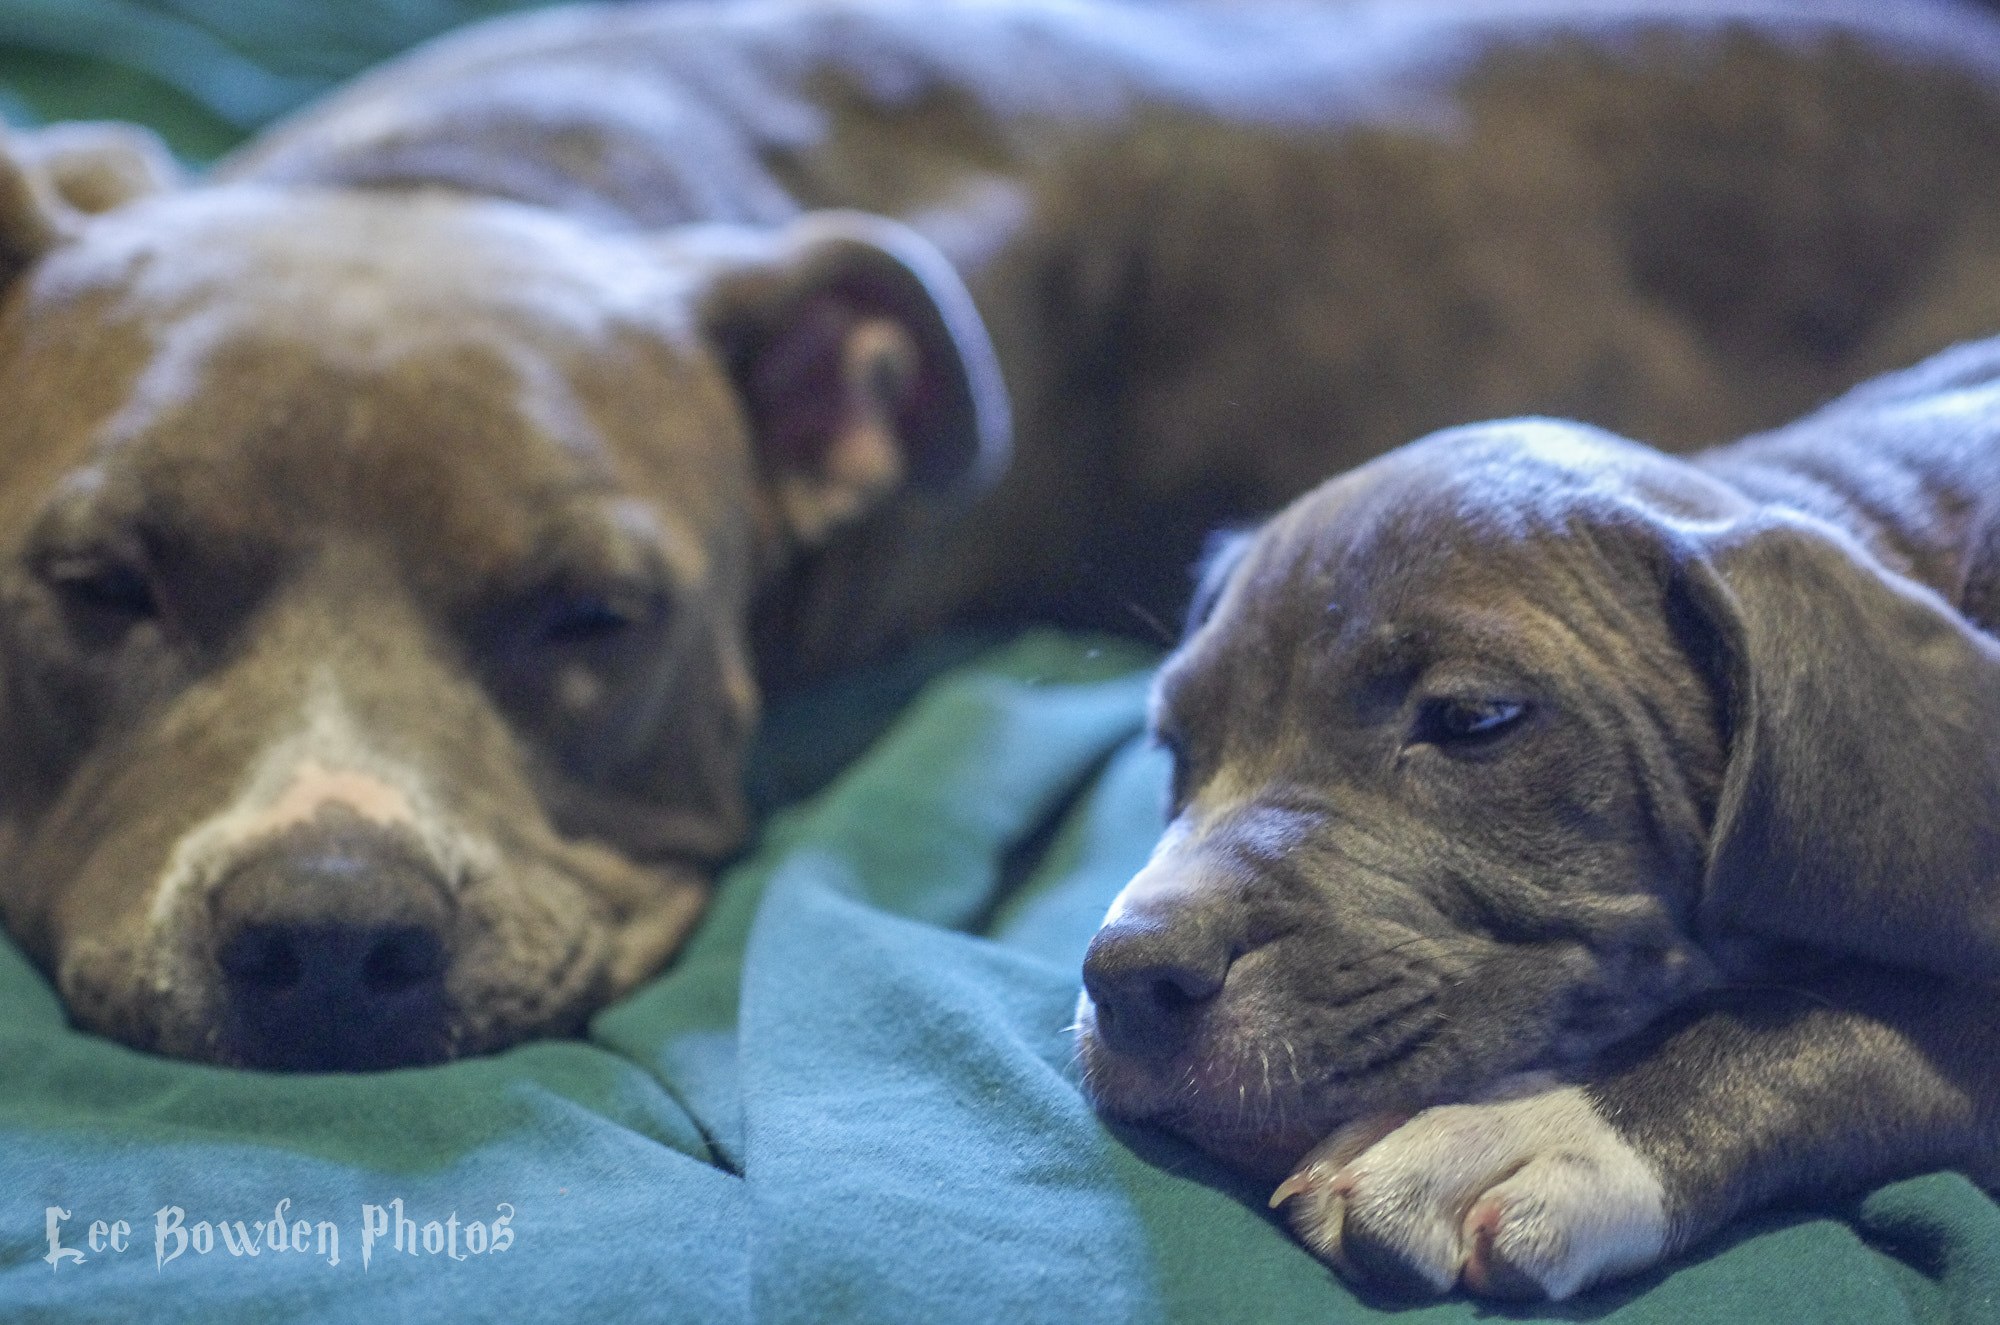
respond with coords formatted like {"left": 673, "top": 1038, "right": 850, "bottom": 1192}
{"left": 1273, "top": 968, "right": 2000, "bottom": 1300}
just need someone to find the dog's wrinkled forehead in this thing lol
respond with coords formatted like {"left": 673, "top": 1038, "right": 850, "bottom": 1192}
{"left": 26, "top": 183, "right": 705, "bottom": 354}
{"left": 0, "top": 186, "right": 741, "bottom": 607}
{"left": 1163, "top": 420, "right": 1750, "bottom": 741}
{"left": 1208, "top": 422, "right": 1746, "bottom": 628}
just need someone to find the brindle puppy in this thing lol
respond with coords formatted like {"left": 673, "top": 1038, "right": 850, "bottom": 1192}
{"left": 1078, "top": 337, "right": 2000, "bottom": 1298}
{"left": 9, "top": 0, "right": 2000, "bottom": 1069}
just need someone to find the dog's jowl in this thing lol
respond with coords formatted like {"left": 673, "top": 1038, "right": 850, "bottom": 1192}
{"left": 1077, "top": 343, "right": 2000, "bottom": 1298}
{"left": 11, "top": 0, "right": 2000, "bottom": 1071}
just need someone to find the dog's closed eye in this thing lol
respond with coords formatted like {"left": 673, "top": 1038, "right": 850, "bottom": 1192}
{"left": 46, "top": 557, "right": 157, "bottom": 619}
{"left": 38, "top": 553, "right": 161, "bottom": 645}
{"left": 506, "top": 575, "right": 673, "bottom": 655}
{"left": 480, "top": 578, "right": 679, "bottom": 735}
{"left": 1409, "top": 697, "right": 1530, "bottom": 753}
{"left": 534, "top": 592, "right": 648, "bottom": 647}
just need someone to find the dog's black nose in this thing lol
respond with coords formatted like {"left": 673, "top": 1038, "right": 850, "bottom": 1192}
{"left": 1082, "top": 911, "right": 1234, "bottom": 1060}
{"left": 211, "top": 825, "right": 454, "bottom": 1072}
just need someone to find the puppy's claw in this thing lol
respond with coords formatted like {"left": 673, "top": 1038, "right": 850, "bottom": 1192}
{"left": 1290, "top": 1187, "right": 1374, "bottom": 1287}
{"left": 1270, "top": 1144, "right": 1363, "bottom": 1209}
{"left": 1268, "top": 1170, "right": 1316, "bottom": 1208}
{"left": 1287, "top": 1162, "right": 1459, "bottom": 1295}
{"left": 1460, "top": 1196, "right": 1544, "bottom": 1299}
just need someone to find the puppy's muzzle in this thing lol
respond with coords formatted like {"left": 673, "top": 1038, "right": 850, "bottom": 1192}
{"left": 209, "top": 820, "right": 453, "bottom": 1072}
{"left": 1082, "top": 903, "right": 1237, "bottom": 1060}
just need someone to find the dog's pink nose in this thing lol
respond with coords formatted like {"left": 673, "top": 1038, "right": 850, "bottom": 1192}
{"left": 209, "top": 824, "right": 452, "bottom": 1071}
{"left": 1083, "top": 910, "right": 1234, "bottom": 1060}
{"left": 233, "top": 761, "right": 419, "bottom": 845}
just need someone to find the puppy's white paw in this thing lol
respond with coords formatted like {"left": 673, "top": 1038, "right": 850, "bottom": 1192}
{"left": 1271, "top": 1080, "right": 1667, "bottom": 1300}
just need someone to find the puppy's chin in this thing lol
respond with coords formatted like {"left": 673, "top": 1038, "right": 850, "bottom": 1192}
{"left": 1073, "top": 993, "right": 1333, "bottom": 1183}
{"left": 1073, "top": 984, "right": 1574, "bottom": 1186}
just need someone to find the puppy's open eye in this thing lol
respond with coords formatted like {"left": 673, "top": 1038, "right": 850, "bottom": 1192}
{"left": 1412, "top": 697, "right": 1529, "bottom": 750}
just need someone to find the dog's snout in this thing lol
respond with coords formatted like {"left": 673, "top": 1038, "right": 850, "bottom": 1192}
{"left": 218, "top": 922, "right": 445, "bottom": 999}
{"left": 216, "top": 921, "right": 448, "bottom": 1070}
{"left": 1083, "top": 912, "right": 1234, "bottom": 1060}
{"left": 210, "top": 826, "right": 454, "bottom": 1072}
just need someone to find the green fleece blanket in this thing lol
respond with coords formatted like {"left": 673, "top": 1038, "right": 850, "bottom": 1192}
{"left": 2, "top": 5, "right": 1999, "bottom": 1321}
{"left": 3, "top": 632, "right": 1998, "bottom": 1323}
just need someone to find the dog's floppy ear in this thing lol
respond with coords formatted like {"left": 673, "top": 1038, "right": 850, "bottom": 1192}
{"left": 694, "top": 210, "right": 1011, "bottom": 547}
{"left": 0, "top": 121, "right": 178, "bottom": 276}
{"left": 1679, "top": 512, "right": 2000, "bottom": 982}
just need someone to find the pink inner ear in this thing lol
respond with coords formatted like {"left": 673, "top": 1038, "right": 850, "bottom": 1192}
{"left": 740, "top": 276, "right": 945, "bottom": 485}
{"left": 746, "top": 292, "right": 862, "bottom": 479}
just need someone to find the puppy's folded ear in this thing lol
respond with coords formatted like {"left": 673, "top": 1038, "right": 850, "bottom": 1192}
{"left": 1682, "top": 513, "right": 2000, "bottom": 982}
{"left": 0, "top": 121, "right": 179, "bottom": 273}
{"left": 693, "top": 210, "right": 1010, "bottom": 547}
